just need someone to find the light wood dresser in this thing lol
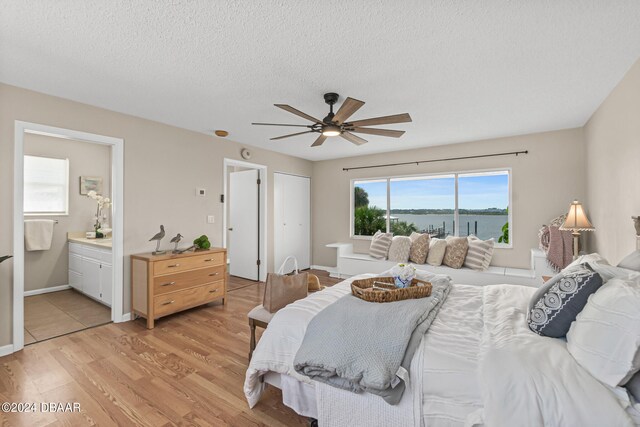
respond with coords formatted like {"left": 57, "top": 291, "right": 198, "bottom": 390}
{"left": 131, "top": 248, "right": 227, "bottom": 329}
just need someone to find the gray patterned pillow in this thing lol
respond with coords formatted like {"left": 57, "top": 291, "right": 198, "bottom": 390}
{"left": 388, "top": 236, "right": 411, "bottom": 262}
{"left": 528, "top": 263, "right": 604, "bottom": 338}
{"left": 369, "top": 230, "right": 393, "bottom": 260}
{"left": 409, "top": 232, "right": 430, "bottom": 264}
{"left": 443, "top": 236, "right": 469, "bottom": 269}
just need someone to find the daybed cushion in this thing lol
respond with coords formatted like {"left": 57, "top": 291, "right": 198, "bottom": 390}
{"left": 442, "top": 236, "right": 469, "bottom": 269}
{"left": 618, "top": 250, "right": 640, "bottom": 272}
{"left": 527, "top": 263, "right": 603, "bottom": 338}
{"left": 388, "top": 236, "right": 411, "bottom": 263}
{"left": 426, "top": 238, "right": 447, "bottom": 266}
{"left": 567, "top": 275, "right": 640, "bottom": 387}
{"left": 369, "top": 230, "right": 393, "bottom": 260}
{"left": 464, "top": 236, "right": 495, "bottom": 271}
{"left": 409, "top": 232, "right": 430, "bottom": 264}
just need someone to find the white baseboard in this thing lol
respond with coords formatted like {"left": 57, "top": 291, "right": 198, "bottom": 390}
{"left": 24, "top": 284, "right": 72, "bottom": 297}
{"left": 0, "top": 344, "right": 14, "bottom": 357}
{"left": 119, "top": 312, "right": 132, "bottom": 322}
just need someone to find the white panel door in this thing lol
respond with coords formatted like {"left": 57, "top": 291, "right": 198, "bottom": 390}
{"left": 229, "top": 169, "right": 259, "bottom": 280}
{"left": 100, "top": 263, "right": 113, "bottom": 307}
{"left": 82, "top": 258, "right": 101, "bottom": 300}
{"left": 274, "top": 173, "right": 310, "bottom": 271}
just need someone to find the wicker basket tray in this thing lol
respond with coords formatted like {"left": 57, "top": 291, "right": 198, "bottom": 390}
{"left": 351, "top": 277, "right": 432, "bottom": 303}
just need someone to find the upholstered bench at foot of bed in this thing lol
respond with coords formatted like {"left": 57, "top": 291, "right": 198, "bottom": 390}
{"left": 248, "top": 305, "right": 275, "bottom": 360}
{"left": 325, "top": 243, "right": 550, "bottom": 287}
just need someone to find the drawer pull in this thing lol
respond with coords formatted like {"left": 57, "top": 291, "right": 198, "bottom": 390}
{"left": 209, "top": 289, "right": 218, "bottom": 293}
{"left": 162, "top": 300, "right": 175, "bottom": 306}
{"left": 168, "top": 263, "right": 180, "bottom": 268}
{"left": 204, "top": 258, "right": 214, "bottom": 262}
{"left": 161, "top": 281, "right": 176, "bottom": 287}
{"left": 209, "top": 272, "right": 219, "bottom": 276}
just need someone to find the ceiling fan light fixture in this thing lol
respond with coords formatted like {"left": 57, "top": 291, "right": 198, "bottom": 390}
{"left": 322, "top": 124, "right": 341, "bottom": 137}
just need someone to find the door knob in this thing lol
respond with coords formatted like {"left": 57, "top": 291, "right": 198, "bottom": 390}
{"left": 228, "top": 228, "right": 233, "bottom": 231}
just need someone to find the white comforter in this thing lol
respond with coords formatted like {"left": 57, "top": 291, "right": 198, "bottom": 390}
{"left": 475, "top": 284, "right": 634, "bottom": 427}
{"left": 244, "top": 275, "right": 636, "bottom": 426}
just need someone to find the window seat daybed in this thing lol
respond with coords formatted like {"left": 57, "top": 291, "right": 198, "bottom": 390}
{"left": 326, "top": 243, "right": 552, "bottom": 287}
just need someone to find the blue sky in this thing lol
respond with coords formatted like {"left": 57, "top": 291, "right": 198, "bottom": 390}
{"left": 356, "top": 174, "right": 508, "bottom": 210}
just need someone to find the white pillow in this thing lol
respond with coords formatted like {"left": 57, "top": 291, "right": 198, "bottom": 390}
{"left": 564, "top": 253, "right": 610, "bottom": 271}
{"left": 426, "top": 238, "right": 447, "bottom": 266}
{"left": 567, "top": 277, "right": 640, "bottom": 387}
{"left": 618, "top": 250, "right": 640, "bottom": 272}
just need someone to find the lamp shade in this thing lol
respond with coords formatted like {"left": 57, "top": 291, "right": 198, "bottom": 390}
{"left": 560, "top": 200, "right": 595, "bottom": 231}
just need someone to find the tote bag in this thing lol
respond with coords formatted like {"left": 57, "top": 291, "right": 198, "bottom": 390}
{"left": 263, "top": 256, "right": 308, "bottom": 313}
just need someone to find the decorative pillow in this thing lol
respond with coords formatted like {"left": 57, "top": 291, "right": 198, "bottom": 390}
{"left": 464, "top": 236, "right": 495, "bottom": 271}
{"left": 388, "top": 236, "right": 411, "bottom": 263}
{"left": 409, "top": 232, "right": 430, "bottom": 264}
{"left": 426, "top": 238, "right": 447, "bottom": 266}
{"left": 618, "top": 250, "right": 640, "bottom": 272}
{"left": 527, "top": 264, "right": 603, "bottom": 338}
{"left": 442, "top": 236, "right": 469, "bottom": 269}
{"left": 567, "top": 276, "right": 640, "bottom": 387}
{"left": 369, "top": 230, "right": 393, "bottom": 260}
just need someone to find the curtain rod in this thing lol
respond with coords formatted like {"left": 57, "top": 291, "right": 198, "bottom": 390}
{"left": 342, "top": 150, "right": 529, "bottom": 172}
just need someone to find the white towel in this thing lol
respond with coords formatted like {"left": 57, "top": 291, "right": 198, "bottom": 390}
{"left": 24, "top": 219, "right": 55, "bottom": 251}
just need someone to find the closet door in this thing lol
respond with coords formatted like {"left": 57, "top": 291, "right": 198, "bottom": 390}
{"left": 274, "top": 173, "right": 310, "bottom": 271}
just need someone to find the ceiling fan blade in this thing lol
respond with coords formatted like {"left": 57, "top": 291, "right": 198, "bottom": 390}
{"left": 274, "top": 104, "right": 322, "bottom": 123}
{"left": 252, "top": 122, "right": 312, "bottom": 128}
{"left": 350, "top": 127, "right": 405, "bottom": 138}
{"left": 270, "top": 130, "right": 316, "bottom": 140}
{"left": 340, "top": 131, "right": 368, "bottom": 146}
{"left": 332, "top": 97, "right": 365, "bottom": 124}
{"left": 347, "top": 113, "right": 412, "bottom": 127}
{"left": 311, "top": 135, "right": 328, "bottom": 147}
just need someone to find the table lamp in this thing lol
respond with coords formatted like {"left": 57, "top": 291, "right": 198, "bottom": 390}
{"left": 559, "top": 200, "right": 595, "bottom": 259}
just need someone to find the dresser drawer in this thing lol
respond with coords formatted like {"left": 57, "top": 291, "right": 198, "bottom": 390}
{"left": 154, "top": 265, "right": 225, "bottom": 295}
{"left": 153, "top": 280, "right": 224, "bottom": 317}
{"left": 154, "top": 252, "right": 225, "bottom": 276}
{"left": 201, "top": 281, "right": 225, "bottom": 302}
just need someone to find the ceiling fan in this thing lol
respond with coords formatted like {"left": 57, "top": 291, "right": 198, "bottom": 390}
{"left": 252, "top": 92, "right": 412, "bottom": 147}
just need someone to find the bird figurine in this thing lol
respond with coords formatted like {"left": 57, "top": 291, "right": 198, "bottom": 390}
{"left": 149, "top": 225, "right": 166, "bottom": 255}
{"left": 170, "top": 233, "right": 183, "bottom": 253}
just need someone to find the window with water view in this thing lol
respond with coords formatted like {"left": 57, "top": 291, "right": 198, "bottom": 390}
{"left": 353, "top": 170, "right": 510, "bottom": 245}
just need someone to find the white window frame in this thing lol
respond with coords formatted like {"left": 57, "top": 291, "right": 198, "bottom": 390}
{"left": 350, "top": 168, "right": 512, "bottom": 248}
{"left": 23, "top": 154, "right": 70, "bottom": 216}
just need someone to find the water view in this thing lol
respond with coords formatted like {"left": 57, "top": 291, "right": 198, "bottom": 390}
{"left": 392, "top": 213, "right": 508, "bottom": 241}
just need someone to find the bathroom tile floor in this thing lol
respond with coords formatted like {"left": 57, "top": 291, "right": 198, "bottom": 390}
{"left": 24, "top": 289, "right": 111, "bottom": 343}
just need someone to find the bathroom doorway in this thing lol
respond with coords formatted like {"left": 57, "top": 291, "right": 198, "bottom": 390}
{"left": 12, "top": 122, "right": 125, "bottom": 353}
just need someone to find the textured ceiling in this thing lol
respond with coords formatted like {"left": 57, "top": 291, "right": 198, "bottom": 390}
{"left": 2, "top": 1, "right": 640, "bottom": 161}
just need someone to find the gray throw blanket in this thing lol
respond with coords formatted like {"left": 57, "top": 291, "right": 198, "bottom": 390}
{"left": 293, "top": 277, "right": 451, "bottom": 405}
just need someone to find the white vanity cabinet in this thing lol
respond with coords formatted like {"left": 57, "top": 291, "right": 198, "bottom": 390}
{"left": 68, "top": 241, "right": 112, "bottom": 307}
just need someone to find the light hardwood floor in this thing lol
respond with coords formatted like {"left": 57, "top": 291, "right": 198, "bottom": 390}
{"left": 1, "top": 270, "right": 339, "bottom": 426}
{"left": 24, "top": 290, "right": 112, "bottom": 344}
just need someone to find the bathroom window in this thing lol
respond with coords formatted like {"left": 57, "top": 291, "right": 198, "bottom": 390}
{"left": 24, "top": 155, "right": 69, "bottom": 215}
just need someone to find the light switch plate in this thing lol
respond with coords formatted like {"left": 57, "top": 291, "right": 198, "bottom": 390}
{"left": 207, "top": 215, "right": 215, "bottom": 224}
{"left": 196, "top": 188, "right": 206, "bottom": 197}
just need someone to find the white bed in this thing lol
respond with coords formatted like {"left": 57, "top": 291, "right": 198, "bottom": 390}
{"left": 244, "top": 272, "right": 638, "bottom": 426}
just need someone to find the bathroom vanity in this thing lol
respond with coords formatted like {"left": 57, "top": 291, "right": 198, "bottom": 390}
{"left": 68, "top": 235, "right": 112, "bottom": 307}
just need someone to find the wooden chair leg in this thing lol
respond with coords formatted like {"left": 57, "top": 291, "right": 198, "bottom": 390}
{"left": 249, "top": 318, "right": 256, "bottom": 360}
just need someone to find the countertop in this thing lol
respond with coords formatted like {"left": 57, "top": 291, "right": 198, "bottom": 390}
{"left": 67, "top": 235, "right": 112, "bottom": 249}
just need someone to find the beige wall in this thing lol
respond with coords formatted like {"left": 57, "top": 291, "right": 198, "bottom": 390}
{"left": 0, "top": 83, "right": 312, "bottom": 347}
{"left": 24, "top": 133, "right": 112, "bottom": 291}
{"left": 312, "top": 128, "right": 586, "bottom": 269}
{"left": 585, "top": 58, "right": 640, "bottom": 263}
